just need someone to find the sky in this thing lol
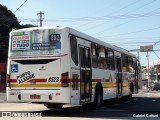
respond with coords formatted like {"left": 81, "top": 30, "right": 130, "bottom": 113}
{"left": 1, "top": 0, "right": 160, "bottom": 66}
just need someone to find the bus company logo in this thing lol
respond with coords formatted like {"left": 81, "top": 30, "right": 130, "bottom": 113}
{"left": 39, "top": 66, "right": 46, "bottom": 70}
{"left": 11, "top": 64, "right": 18, "bottom": 73}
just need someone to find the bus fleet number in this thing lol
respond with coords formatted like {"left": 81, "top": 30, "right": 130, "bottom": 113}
{"left": 48, "top": 77, "right": 59, "bottom": 82}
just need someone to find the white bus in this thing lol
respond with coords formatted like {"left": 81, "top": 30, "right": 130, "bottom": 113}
{"left": 7, "top": 26, "right": 140, "bottom": 109}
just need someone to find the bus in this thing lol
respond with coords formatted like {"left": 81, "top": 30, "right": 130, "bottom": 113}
{"left": 7, "top": 26, "right": 140, "bottom": 109}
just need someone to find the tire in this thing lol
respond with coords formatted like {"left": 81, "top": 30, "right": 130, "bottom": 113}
{"left": 44, "top": 103, "right": 63, "bottom": 109}
{"left": 94, "top": 87, "right": 103, "bottom": 110}
{"left": 130, "top": 83, "right": 134, "bottom": 94}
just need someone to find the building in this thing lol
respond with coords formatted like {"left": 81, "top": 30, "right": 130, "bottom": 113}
{"left": 0, "top": 62, "right": 6, "bottom": 90}
{"left": 140, "top": 59, "right": 160, "bottom": 88}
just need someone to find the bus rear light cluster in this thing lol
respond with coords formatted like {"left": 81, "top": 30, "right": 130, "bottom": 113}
{"left": 61, "top": 80, "right": 69, "bottom": 87}
{"left": 6, "top": 74, "right": 10, "bottom": 87}
{"left": 61, "top": 72, "right": 69, "bottom": 87}
{"left": 56, "top": 93, "right": 61, "bottom": 95}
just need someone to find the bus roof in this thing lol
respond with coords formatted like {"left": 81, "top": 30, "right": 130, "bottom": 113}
{"left": 11, "top": 26, "right": 136, "bottom": 58}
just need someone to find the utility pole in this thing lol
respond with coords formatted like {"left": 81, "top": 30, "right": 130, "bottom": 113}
{"left": 146, "top": 50, "right": 150, "bottom": 87}
{"left": 140, "top": 45, "right": 153, "bottom": 88}
{"left": 37, "top": 11, "right": 44, "bottom": 27}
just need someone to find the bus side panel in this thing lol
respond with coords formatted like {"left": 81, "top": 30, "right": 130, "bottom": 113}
{"left": 92, "top": 68, "right": 117, "bottom": 100}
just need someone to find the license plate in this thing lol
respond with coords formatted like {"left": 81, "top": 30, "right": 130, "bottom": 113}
{"left": 30, "top": 94, "right": 41, "bottom": 99}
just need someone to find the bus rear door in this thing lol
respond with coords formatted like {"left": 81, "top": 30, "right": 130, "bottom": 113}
{"left": 115, "top": 56, "right": 123, "bottom": 97}
{"left": 79, "top": 45, "right": 92, "bottom": 103}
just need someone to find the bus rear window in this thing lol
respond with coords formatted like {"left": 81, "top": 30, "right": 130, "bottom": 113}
{"left": 10, "top": 29, "right": 61, "bottom": 56}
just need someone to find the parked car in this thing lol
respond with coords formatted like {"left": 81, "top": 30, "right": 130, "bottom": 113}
{"left": 149, "top": 82, "right": 160, "bottom": 91}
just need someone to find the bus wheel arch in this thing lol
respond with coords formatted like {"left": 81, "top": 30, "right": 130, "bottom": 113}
{"left": 94, "top": 82, "right": 103, "bottom": 109}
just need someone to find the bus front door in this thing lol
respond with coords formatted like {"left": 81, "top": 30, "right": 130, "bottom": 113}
{"left": 79, "top": 46, "right": 92, "bottom": 103}
{"left": 116, "top": 56, "right": 123, "bottom": 97}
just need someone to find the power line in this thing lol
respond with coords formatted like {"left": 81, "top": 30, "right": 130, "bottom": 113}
{"left": 81, "top": 0, "right": 157, "bottom": 32}
{"left": 75, "top": 0, "right": 141, "bottom": 29}
{"left": 91, "top": 0, "right": 158, "bottom": 35}
{"left": 99, "top": 26, "right": 160, "bottom": 38}
{"left": 0, "top": 0, "right": 28, "bottom": 27}
{"left": 18, "top": 11, "right": 160, "bottom": 23}
{"left": 14, "top": 0, "right": 28, "bottom": 13}
{"left": 153, "top": 51, "right": 160, "bottom": 59}
{"left": 81, "top": 0, "right": 144, "bottom": 31}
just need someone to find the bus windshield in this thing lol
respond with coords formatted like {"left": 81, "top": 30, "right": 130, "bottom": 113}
{"left": 10, "top": 29, "right": 61, "bottom": 57}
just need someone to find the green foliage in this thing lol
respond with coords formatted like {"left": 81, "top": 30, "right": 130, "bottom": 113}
{"left": 0, "top": 4, "right": 21, "bottom": 61}
{"left": 0, "top": 5, "right": 36, "bottom": 62}
{"left": 20, "top": 24, "right": 37, "bottom": 28}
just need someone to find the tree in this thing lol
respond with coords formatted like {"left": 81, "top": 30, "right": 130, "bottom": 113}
{"left": 20, "top": 24, "right": 37, "bottom": 28}
{"left": 0, "top": 5, "right": 37, "bottom": 62}
{"left": 0, "top": 4, "right": 20, "bottom": 62}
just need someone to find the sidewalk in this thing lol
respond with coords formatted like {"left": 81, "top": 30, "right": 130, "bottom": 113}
{"left": 0, "top": 91, "right": 6, "bottom": 102}
{"left": 138, "top": 88, "right": 149, "bottom": 93}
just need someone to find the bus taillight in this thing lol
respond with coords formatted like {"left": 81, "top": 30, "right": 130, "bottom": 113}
{"left": 61, "top": 72, "right": 69, "bottom": 87}
{"left": 62, "top": 82, "right": 69, "bottom": 87}
{"left": 61, "top": 79, "right": 69, "bottom": 87}
{"left": 6, "top": 74, "right": 10, "bottom": 87}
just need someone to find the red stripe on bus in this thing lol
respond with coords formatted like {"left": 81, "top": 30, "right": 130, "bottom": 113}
{"left": 10, "top": 79, "right": 17, "bottom": 83}
{"left": 60, "top": 79, "right": 110, "bottom": 83}
{"left": 28, "top": 79, "right": 47, "bottom": 82}
{"left": 10, "top": 78, "right": 114, "bottom": 83}
{"left": 60, "top": 79, "right": 80, "bottom": 83}
{"left": 10, "top": 79, "right": 47, "bottom": 83}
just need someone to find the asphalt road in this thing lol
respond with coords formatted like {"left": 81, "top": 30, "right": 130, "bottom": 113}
{"left": 0, "top": 89, "right": 160, "bottom": 119}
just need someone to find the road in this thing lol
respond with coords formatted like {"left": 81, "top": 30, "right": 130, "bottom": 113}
{"left": 0, "top": 89, "right": 160, "bottom": 119}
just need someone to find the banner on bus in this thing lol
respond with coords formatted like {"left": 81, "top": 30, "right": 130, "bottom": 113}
{"left": 12, "top": 35, "right": 30, "bottom": 51}
{"left": 11, "top": 29, "right": 61, "bottom": 56}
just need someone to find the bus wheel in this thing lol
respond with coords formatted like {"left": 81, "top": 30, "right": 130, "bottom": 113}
{"left": 125, "top": 84, "right": 133, "bottom": 101}
{"left": 94, "top": 87, "right": 103, "bottom": 109}
{"left": 130, "top": 83, "right": 134, "bottom": 94}
{"left": 44, "top": 103, "right": 63, "bottom": 109}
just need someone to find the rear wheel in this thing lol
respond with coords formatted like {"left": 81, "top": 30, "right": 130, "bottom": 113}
{"left": 44, "top": 103, "right": 63, "bottom": 109}
{"left": 130, "top": 83, "right": 134, "bottom": 94}
{"left": 94, "top": 87, "right": 103, "bottom": 109}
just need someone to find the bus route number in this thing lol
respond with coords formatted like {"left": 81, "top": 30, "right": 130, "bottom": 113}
{"left": 48, "top": 77, "right": 59, "bottom": 82}
{"left": 50, "top": 34, "right": 61, "bottom": 41}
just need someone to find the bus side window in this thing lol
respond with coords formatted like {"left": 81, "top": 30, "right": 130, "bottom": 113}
{"left": 98, "top": 46, "right": 106, "bottom": 69}
{"left": 122, "top": 54, "right": 127, "bottom": 72}
{"left": 70, "top": 36, "right": 78, "bottom": 66}
{"left": 91, "top": 44, "right": 98, "bottom": 68}
{"left": 129, "top": 56, "right": 134, "bottom": 72}
{"left": 107, "top": 49, "right": 115, "bottom": 70}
